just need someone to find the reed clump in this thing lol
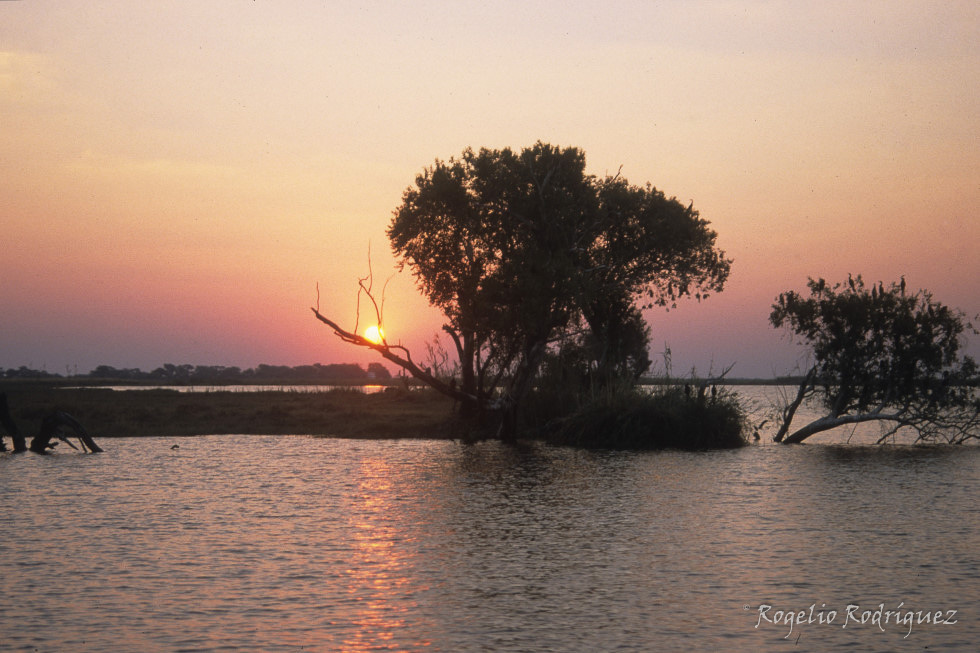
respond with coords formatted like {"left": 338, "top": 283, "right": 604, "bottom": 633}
{"left": 537, "top": 386, "right": 747, "bottom": 450}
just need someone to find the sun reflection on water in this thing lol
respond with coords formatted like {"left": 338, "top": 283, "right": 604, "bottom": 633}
{"left": 339, "top": 456, "right": 432, "bottom": 651}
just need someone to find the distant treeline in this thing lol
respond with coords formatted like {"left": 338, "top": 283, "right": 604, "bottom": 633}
{"left": 2, "top": 364, "right": 826, "bottom": 387}
{"left": 637, "top": 375, "right": 807, "bottom": 386}
{"left": 1, "top": 362, "right": 393, "bottom": 384}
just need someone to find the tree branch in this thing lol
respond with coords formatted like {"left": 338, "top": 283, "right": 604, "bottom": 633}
{"left": 311, "top": 307, "right": 477, "bottom": 406}
{"left": 781, "top": 410, "right": 911, "bottom": 444}
{"left": 773, "top": 369, "right": 816, "bottom": 442}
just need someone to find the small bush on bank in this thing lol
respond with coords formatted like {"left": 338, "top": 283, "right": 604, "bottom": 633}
{"left": 536, "top": 386, "right": 746, "bottom": 450}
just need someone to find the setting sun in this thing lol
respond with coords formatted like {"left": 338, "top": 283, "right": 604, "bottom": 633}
{"left": 363, "top": 325, "right": 385, "bottom": 345}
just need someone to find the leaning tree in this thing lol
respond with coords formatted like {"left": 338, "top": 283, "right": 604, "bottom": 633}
{"left": 770, "top": 275, "right": 979, "bottom": 444}
{"left": 314, "top": 142, "right": 731, "bottom": 438}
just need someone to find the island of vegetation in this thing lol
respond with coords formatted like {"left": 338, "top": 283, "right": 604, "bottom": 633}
{"left": 313, "top": 142, "right": 746, "bottom": 449}
{"left": 5, "top": 143, "right": 976, "bottom": 453}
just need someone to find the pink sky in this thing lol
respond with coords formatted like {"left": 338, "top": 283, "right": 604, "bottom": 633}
{"left": 2, "top": 1, "right": 978, "bottom": 378}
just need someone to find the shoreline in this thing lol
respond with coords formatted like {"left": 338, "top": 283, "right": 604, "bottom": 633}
{"left": 1, "top": 385, "right": 460, "bottom": 440}
{"left": 2, "top": 381, "right": 752, "bottom": 450}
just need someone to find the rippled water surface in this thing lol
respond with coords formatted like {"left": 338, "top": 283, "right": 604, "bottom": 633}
{"left": 2, "top": 432, "right": 978, "bottom": 651}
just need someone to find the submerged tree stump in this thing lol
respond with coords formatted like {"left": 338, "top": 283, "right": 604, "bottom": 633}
{"left": 0, "top": 392, "right": 25, "bottom": 452}
{"left": 0, "top": 392, "right": 102, "bottom": 454}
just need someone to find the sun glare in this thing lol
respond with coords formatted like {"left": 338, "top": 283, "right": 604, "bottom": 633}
{"left": 364, "top": 324, "right": 385, "bottom": 344}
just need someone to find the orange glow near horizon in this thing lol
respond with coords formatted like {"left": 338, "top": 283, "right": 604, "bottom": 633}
{"left": 0, "top": 2, "right": 977, "bottom": 378}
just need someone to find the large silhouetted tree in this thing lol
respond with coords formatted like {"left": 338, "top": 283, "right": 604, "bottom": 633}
{"left": 315, "top": 142, "right": 731, "bottom": 438}
{"left": 770, "top": 275, "right": 979, "bottom": 444}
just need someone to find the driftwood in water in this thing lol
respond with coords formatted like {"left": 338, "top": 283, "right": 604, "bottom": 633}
{"left": 0, "top": 392, "right": 102, "bottom": 454}
{"left": 30, "top": 410, "right": 103, "bottom": 453}
{"left": 0, "top": 392, "right": 26, "bottom": 452}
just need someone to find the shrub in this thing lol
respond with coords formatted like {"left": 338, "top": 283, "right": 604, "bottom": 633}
{"left": 538, "top": 386, "right": 746, "bottom": 450}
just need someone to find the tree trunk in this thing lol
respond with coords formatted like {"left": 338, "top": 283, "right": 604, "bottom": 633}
{"left": 781, "top": 411, "right": 907, "bottom": 444}
{"left": 498, "top": 339, "right": 548, "bottom": 442}
{"left": 773, "top": 370, "right": 816, "bottom": 443}
{"left": 0, "top": 393, "right": 27, "bottom": 452}
{"left": 0, "top": 393, "right": 101, "bottom": 454}
{"left": 446, "top": 328, "right": 481, "bottom": 420}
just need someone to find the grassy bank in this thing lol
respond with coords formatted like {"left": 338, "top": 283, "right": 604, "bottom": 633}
{"left": 1, "top": 384, "right": 459, "bottom": 439}
{"left": 2, "top": 382, "right": 746, "bottom": 450}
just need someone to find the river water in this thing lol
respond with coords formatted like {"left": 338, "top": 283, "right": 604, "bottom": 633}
{"left": 1, "top": 390, "right": 978, "bottom": 652}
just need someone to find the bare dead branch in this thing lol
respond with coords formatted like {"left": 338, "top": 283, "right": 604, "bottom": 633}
{"left": 311, "top": 307, "right": 477, "bottom": 406}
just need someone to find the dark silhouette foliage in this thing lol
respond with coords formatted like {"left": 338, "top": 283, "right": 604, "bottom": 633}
{"left": 387, "top": 142, "right": 731, "bottom": 436}
{"left": 770, "top": 275, "right": 979, "bottom": 444}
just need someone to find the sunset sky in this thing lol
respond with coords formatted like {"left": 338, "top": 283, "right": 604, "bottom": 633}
{"left": 2, "top": 1, "right": 977, "bottom": 378}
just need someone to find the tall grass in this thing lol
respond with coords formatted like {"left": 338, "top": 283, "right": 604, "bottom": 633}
{"left": 533, "top": 385, "right": 746, "bottom": 450}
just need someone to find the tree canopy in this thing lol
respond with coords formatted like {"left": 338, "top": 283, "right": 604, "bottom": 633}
{"left": 770, "top": 275, "right": 979, "bottom": 444}
{"left": 384, "top": 142, "right": 731, "bottom": 434}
